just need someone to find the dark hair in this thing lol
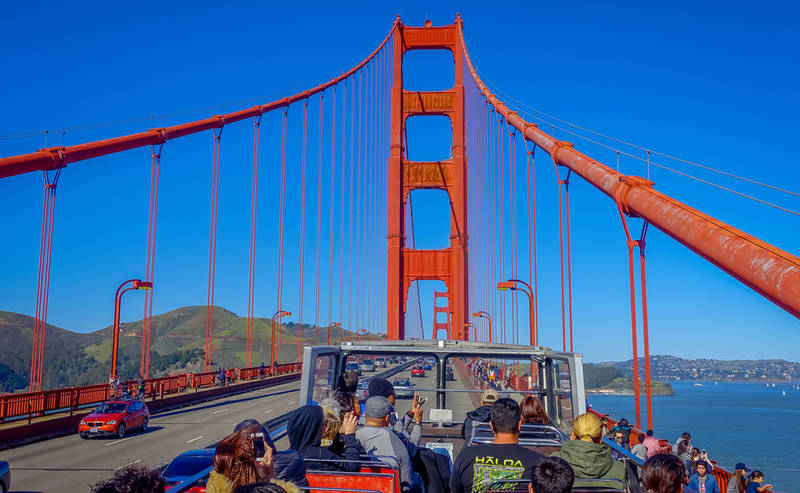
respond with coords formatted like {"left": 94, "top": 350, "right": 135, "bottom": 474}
{"left": 90, "top": 466, "right": 165, "bottom": 493}
{"left": 642, "top": 454, "right": 685, "bottom": 493}
{"left": 646, "top": 429, "right": 654, "bottom": 437}
{"left": 750, "top": 470, "right": 764, "bottom": 480}
{"left": 214, "top": 430, "right": 263, "bottom": 489}
{"left": 618, "top": 418, "right": 629, "bottom": 427}
{"left": 520, "top": 395, "right": 549, "bottom": 425}
{"left": 338, "top": 371, "right": 358, "bottom": 393}
{"left": 490, "top": 398, "right": 520, "bottom": 434}
{"left": 530, "top": 457, "right": 574, "bottom": 493}
{"left": 234, "top": 481, "right": 289, "bottom": 493}
{"left": 333, "top": 391, "right": 356, "bottom": 417}
{"left": 638, "top": 433, "right": 646, "bottom": 442}
{"left": 682, "top": 432, "right": 691, "bottom": 441}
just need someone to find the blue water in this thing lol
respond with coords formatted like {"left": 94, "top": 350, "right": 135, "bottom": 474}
{"left": 588, "top": 381, "right": 800, "bottom": 493}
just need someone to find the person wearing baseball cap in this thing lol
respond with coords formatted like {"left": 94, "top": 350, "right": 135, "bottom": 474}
{"left": 356, "top": 396, "right": 416, "bottom": 492}
{"left": 367, "top": 378, "right": 423, "bottom": 452}
{"left": 461, "top": 388, "right": 500, "bottom": 442}
{"left": 727, "top": 463, "right": 750, "bottom": 493}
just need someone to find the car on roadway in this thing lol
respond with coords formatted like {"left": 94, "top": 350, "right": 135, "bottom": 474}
{"left": 345, "top": 361, "right": 362, "bottom": 376}
{"left": 422, "top": 363, "right": 432, "bottom": 371}
{"left": 78, "top": 398, "right": 150, "bottom": 439}
{"left": 356, "top": 381, "right": 369, "bottom": 403}
{"left": 360, "top": 359, "right": 376, "bottom": 372}
{"left": 410, "top": 366, "right": 425, "bottom": 377}
{"left": 445, "top": 366, "right": 455, "bottom": 381}
{"left": 0, "top": 460, "right": 10, "bottom": 493}
{"left": 161, "top": 448, "right": 215, "bottom": 491}
{"left": 389, "top": 356, "right": 399, "bottom": 365}
{"left": 392, "top": 378, "right": 415, "bottom": 399}
{"left": 374, "top": 357, "right": 386, "bottom": 368}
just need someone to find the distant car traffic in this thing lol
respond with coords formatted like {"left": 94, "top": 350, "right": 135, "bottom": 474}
{"left": 78, "top": 398, "right": 150, "bottom": 439}
{"left": 411, "top": 366, "right": 425, "bottom": 377}
{"left": 374, "top": 357, "right": 386, "bottom": 368}
{"left": 422, "top": 363, "right": 432, "bottom": 371}
{"left": 446, "top": 366, "right": 455, "bottom": 381}
{"left": 360, "top": 359, "right": 376, "bottom": 372}
{"left": 0, "top": 460, "right": 10, "bottom": 493}
{"left": 389, "top": 356, "right": 399, "bottom": 365}
{"left": 161, "top": 448, "right": 214, "bottom": 491}
{"left": 392, "top": 378, "right": 415, "bottom": 398}
{"left": 357, "top": 381, "right": 369, "bottom": 403}
{"left": 345, "top": 362, "right": 362, "bottom": 376}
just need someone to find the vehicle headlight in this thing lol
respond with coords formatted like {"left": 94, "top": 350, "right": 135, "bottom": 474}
{"left": 106, "top": 420, "right": 117, "bottom": 425}
{"left": 80, "top": 420, "right": 86, "bottom": 425}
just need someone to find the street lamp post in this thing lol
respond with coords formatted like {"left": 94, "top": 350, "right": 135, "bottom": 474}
{"left": 327, "top": 322, "right": 341, "bottom": 345}
{"left": 464, "top": 323, "right": 478, "bottom": 342}
{"left": 111, "top": 279, "right": 153, "bottom": 382}
{"left": 471, "top": 311, "right": 493, "bottom": 343}
{"left": 497, "top": 279, "right": 536, "bottom": 346}
{"left": 271, "top": 310, "right": 291, "bottom": 365}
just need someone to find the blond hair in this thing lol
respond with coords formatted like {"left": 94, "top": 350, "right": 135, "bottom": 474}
{"left": 573, "top": 413, "right": 602, "bottom": 442}
{"left": 320, "top": 406, "right": 341, "bottom": 446}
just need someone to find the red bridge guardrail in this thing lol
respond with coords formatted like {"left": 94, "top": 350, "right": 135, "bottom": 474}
{"left": 0, "top": 362, "right": 302, "bottom": 424}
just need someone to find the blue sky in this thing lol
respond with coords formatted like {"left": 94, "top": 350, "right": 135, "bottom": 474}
{"left": 1, "top": 1, "right": 798, "bottom": 363}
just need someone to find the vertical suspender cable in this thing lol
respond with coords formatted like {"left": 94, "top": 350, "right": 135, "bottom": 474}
{"left": 339, "top": 80, "right": 348, "bottom": 341}
{"left": 246, "top": 117, "right": 260, "bottom": 367}
{"left": 297, "top": 101, "right": 309, "bottom": 362}
{"left": 276, "top": 108, "right": 289, "bottom": 363}
{"left": 328, "top": 86, "right": 337, "bottom": 344}
{"left": 205, "top": 127, "right": 222, "bottom": 371}
{"left": 142, "top": 140, "right": 163, "bottom": 377}
{"left": 346, "top": 72, "right": 358, "bottom": 334}
{"left": 496, "top": 115, "right": 505, "bottom": 343}
{"left": 523, "top": 138, "right": 538, "bottom": 345}
{"left": 314, "top": 94, "right": 324, "bottom": 344}
{"left": 565, "top": 178, "right": 575, "bottom": 352}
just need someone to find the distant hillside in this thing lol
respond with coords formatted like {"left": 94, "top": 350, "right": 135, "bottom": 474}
{"left": 583, "top": 363, "right": 673, "bottom": 395}
{"left": 595, "top": 355, "right": 800, "bottom": 382}
{"left": 0, "top": 307, "right": 365, "bottom": 393}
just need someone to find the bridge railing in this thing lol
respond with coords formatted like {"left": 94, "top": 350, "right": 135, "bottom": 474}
{"left": 0, "top": 362, "right": 302, "bottom": 423}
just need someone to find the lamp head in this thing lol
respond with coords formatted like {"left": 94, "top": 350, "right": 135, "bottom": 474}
{"left": 133, "top": 280, "right": 153, "bottom": 290}
{"left": 497, "top": 281, "right": 514, "bottom": 291}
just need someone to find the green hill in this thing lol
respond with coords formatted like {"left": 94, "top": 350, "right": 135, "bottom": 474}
{"left": 583, "top": 363, "right": 674, "bottom": 395}
{"left": 0, "top": 307, "right": 364, "bottom": 392}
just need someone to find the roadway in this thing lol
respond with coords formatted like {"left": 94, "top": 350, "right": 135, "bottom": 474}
{"left": 4, "top": 380, "right": 302, "bottom": 493}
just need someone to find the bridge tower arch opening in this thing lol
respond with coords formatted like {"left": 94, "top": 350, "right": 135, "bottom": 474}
{"left": 387, "top": 18, "right": 468, "bottom": 341}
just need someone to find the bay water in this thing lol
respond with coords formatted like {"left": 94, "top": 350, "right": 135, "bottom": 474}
{"left": 587, "top": 380, "right": 800, "bottom": 492}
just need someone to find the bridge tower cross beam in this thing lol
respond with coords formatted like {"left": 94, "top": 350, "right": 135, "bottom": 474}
{"left": 387, "top": 17, "right": 469, "bottom": 341}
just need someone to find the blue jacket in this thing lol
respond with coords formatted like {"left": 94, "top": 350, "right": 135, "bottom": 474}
{"left": 688, "top": 473, "right": 720, "bottom": 493}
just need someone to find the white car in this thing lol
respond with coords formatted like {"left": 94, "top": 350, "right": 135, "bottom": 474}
{"left": 360, "top": 359, "right": 376, "bottom": 372}
{"left": 374, "top": 357, "right": 386, "bottom": 368}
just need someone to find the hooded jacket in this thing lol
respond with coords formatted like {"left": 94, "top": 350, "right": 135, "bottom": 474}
{"left": 461, "top": 405, "right": 492, "bottom": 442}
{"left": 287, "top": 405, "right": 361, "bottom": 472}
{"left": 551, "top": 439, "right": 626, "bottom": 486}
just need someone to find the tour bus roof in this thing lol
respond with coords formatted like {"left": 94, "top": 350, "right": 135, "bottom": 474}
{"left": 331, "top": 339, "right": 581, "bottom": 360}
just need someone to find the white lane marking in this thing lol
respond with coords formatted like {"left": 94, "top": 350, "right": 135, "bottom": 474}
{"left": 264, "top": 409, "right": 274, "bottom": 414}
{"left": 186, "top": 436, "right": 204, "bottom": 444}
{"left": 209, "top": 407, "right": 230, "bottom": 415}
{"left": 106, "top": 437, "right": 132, "bottom": 446}
{"left": 116, "top": 459, "right": 141, "bottom": 469}
{"left": 287, "top": 400, "right": 295, "bottom": 405}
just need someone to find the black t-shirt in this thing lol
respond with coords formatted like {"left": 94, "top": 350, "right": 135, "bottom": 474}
{"left": 450, "top": 443, "right": 543, "bottom": 493}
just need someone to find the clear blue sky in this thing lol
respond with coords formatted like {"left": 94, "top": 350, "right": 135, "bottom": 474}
{"left": 1, "top": 1, "right": 798, "bottom": 363}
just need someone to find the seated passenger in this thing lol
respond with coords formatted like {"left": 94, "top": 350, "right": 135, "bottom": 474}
{"left": 630, "top": 433, "right": 647, "bottom": 460}
{"left": 521, "top": 395, "right": 549, "bottom": 425}
{"left": 450, "top": 398, "right": 544, "bottom": 493}
{"left": 461, "top": 388, "right": 499, "bottom": 441}
{"left": 368, "top": 377, "right": 422, "bottom": 450}
{"left": 208, "top": 429, "right": 273, "bottom": 493}
{"left": 287, "top": 404, "right": 361, "bottom": 472}
{"left": 610, "top": 417, "right": 631, "bottom": 446}
{"left": 688, "top": 460, "right": 720, "bottom": 493}
{"left": 643, "top": 429, "right": 661, "bottom": 458}
{"left": 90, "top": 465, "right": 165, "bottom": 493}
{"left": 642, "top": 454, "right": 686, "bottom": 493}
{"left": 609, "top": 429, "right": 630, "bottom": 461}
{"left": 551, "top": 413, "right": 626, "bottom": 487}
{"left": 529, "top": 457, "right": 575, "bottom": 493}
{"left": 356, "top": 396, "right": 418, "bottom": 492}
{"left": 233, "top": 420, "right": 308, "bottom": 487}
